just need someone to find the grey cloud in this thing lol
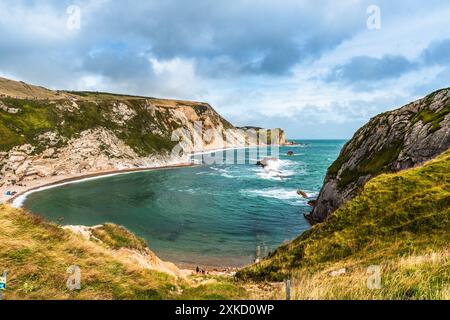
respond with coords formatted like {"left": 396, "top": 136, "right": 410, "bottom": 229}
{"left": 82, "top": 46, "right": 154, "bottom": 79}
{"left": 421, "top": 39, "right": 450, "bottom": 66}
{"left": 326, "top": 55, "right": 416, "bottom": 84}
{"left": 79, "top": 0, "right": 367, "bottom": 76}
{"left": 324, "top": 38, "right": 450, "bottom": 89}
{"left": 0, "top": 0, "right": 368, "bottom": 92}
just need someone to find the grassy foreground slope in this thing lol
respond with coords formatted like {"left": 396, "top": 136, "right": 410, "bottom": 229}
{"left": 0, "top": 205, "right": 247, "bottom": 300}
{"left": 238, "top": 150, "right": 450, "bottom": 299}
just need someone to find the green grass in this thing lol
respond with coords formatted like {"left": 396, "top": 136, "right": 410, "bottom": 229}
{"left": 0, "top": 205, "right": 248, "bottom": 300}
{"left": 237, "top": 149, "right": 450, "bottom": 290}
{"left": 412, "top": 102, "right": 450, "bottom": 133}
{"left": 178, "top": 279, "right": 248, "bottom": 300}
{"left": 91, "top": 223, "right": 148, "bottom": 252}
{"left": 338, "top": 138, "right": 404, "bottom": 188}
{"left": 0, "top": 99, "right": 53, "bottom": 151}
{"left": 0, "top": 97, "right": 180, "bottom": 154}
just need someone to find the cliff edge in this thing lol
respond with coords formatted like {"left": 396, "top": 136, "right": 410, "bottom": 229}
{"left": 307, "top": 88, "right": 450, "bottom": 223}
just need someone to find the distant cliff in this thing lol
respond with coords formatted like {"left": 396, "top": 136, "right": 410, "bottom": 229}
{"left": 307, "top": 88, "right": 450, "bottom": 223}
{"left": 0, "top": 77, "right": 285, "bottom": 186}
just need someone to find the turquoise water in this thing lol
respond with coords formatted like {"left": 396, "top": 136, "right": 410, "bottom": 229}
{"left": 24, "top": 140, "right": 345, "bottom": 267}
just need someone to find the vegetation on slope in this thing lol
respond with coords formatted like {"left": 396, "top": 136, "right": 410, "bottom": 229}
{"left": 0, "top": 97, "right": 182, "bottom": 154}
{"left": 0, "top": 205, "right": 247, "bottom": 300}
{"left": 249, "top": 248, "right": 449, "bottom": 300}
{"left": 91, "top": 223, "right": 148, "bottom": 252}
{"left": 411, "top": 88, "right": 450, "bottom": 133}
{"left": 238, "top": 149, "right": 450, "bottom": 299}
{"left": 327, "top": 88, "right": 450, "bottom": 190}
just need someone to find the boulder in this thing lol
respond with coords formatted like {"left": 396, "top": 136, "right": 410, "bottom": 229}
{"left": 296, "top": 190, "right": 308, "bottom": 198}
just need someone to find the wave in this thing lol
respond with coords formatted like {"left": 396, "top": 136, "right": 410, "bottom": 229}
{"left": 204, "top": 158, "right": 304, "bottom": 181}
{"left": 243, "top": 188, "right": 317, "bottom": 199}
{"left": 209, "top": 166, "right": 236, "bottom": 178}
{"left": 241, "top": 188, "right": 318, "bottom": 206}
{"left": 254, "top": 158, "right": 298, "bottom": 180}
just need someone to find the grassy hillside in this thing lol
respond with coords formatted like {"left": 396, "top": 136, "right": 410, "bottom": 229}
{"left": 238, "top": 149, "right": 450, "bottom": 299}
{"left": 0, "top": 76, "right": 237, "bottom": 155}
{"left": 0, "top": 205, "right": 247, "bottom": 300}
{"left": 0, "top": 97, "right": 182, "bottom": 154}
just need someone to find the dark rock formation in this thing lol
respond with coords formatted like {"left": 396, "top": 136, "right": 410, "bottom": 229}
{"left": 256, "top": 157, "right": 278, "bottom": 168}
{"left": 307, "top": 199, "right": 317, "bottom": 207}
{"left": 306, "top": 88, "right": 450, "bottom": 224}
{"left": 297, "top": 190, "right": 308, "bottom": 198}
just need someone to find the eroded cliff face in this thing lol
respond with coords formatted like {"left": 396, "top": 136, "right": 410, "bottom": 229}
{"left": 307, "top": 88, "right": 450, "bottom": 223}
{"left": 0, "top": 78, "right": 285, "bottom": 187}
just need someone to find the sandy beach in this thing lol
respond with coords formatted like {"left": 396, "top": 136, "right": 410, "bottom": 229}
{"left": 0, "top": 162, "right": 194, "bottom": 205}
{"left": 0, "top": 143, "right": 288, "bottom": 205}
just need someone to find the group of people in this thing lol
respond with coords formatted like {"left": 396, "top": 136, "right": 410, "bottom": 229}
{"left": 195, "top": 266, "right": 207, "bottom": 275}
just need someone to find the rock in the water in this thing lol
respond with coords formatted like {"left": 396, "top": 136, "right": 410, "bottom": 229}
{"left": 307, "top": 200, "right": 317, "bottom": 207}
{"left": 256, "top": 157, "right": 278, "bottom": 168}
{"left": 296, "top": 190, "right": 308, "bottom": 198}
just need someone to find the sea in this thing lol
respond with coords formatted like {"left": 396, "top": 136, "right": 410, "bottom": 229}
{"left": 23, "top": 140, "right": 346, "bottom": 268}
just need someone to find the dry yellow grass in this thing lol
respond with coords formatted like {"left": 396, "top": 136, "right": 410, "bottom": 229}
{"left": 0, "top": 76, "right": 62, "bottom": 100}
{"left": 249, "top": 248, "right": 449, "bottom": 300}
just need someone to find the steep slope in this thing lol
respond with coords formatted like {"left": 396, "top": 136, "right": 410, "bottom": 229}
{"left": 0, "top": 76, "right": 62, "bottom": 100}
{"left": 238, "top": 150, "right": 450, "bottom": 299}
{"left": 307, "top": 88, "right": 450, "bottom": 223}
{"left": 0, "top": 204, "right": 248, "bottom": 300}
{"left": 0, "top": 78, "right": 285, "bottom": 187}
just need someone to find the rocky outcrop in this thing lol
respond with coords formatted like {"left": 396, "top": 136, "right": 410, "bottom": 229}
{"left": 63, "top": 224, "right": 184, "bottom": 278}
{"left": 307, "top": 88, "right": 450, "bottom": 223}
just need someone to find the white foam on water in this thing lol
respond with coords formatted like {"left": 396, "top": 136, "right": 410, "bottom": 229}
{"left": 243, "top": 188, "right": 317, "bottom": 200}
{"left": 256, "top": 170, "right": 284, "bottom": 181}
{"left": 253, "top": 158, "right": 298, "bottom": 181}
{"left": 243, "top": 188, "right": 299, "bottom": 200}
{"left": 241, "top": 188, "right": 318, "bottom": 206}
{"left": 207, "top": 166, "right": 236, "bottom": 178}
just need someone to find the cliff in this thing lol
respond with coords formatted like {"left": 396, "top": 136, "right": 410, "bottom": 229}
{"left": 307, "top": 88, "right": 450, "bottom": 223}
{"left": 0, "top": 77, "right": 285, "bottom": 187}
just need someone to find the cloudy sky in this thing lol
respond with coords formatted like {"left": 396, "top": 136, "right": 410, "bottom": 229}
{"left": 1, "top": 0, "right": 449, "bottom": 138}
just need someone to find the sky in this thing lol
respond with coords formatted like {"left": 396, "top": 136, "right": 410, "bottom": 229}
{"left": 0, "top": 0, "right": 450, "bottom": 139}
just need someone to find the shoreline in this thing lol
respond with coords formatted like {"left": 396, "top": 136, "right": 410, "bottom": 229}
{"left": 2, "top": 143, "right": 289, "bottom": 206}
{"left": 1, "top": 162, "right": 194, "bottom": 206}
